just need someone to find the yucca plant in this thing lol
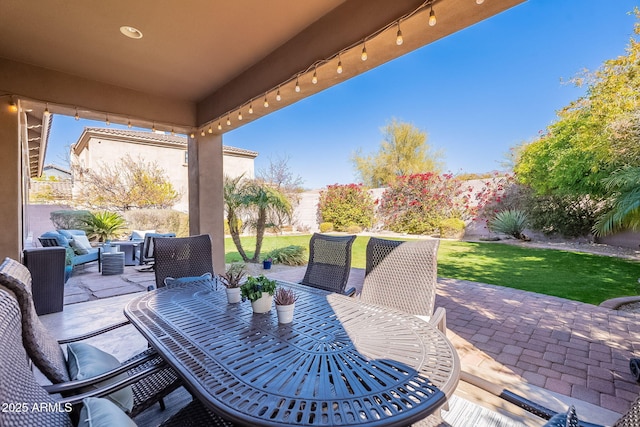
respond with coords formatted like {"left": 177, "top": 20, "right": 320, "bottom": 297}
{"left": 81, "top": 211, "right": 127, "bottom": 242}
{"left": 488, "top": 209, "right": 528, "bottom": 240}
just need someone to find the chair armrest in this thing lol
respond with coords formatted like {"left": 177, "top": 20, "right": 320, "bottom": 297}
{"left": 343, "top": 287, "right": 357, "bottom": 297}
{"left": 43, "top": 350, "right": 158, "bottom": 394}
{"left": 429, "top": 307, "right": 447, "bottom": 333}
{"left": 55, "top": 363, "right": 166, "bottom": 407}
{"left": 57, "top": 320, "right": 131, "bottom": 344}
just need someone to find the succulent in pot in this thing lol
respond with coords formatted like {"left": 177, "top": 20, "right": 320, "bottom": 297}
{"left": 220, "top": 262, "right": 246, "bottom": 303}
{"left": 274, "top": 287, "right": 298, "bottom": 324}
{"left": 241, "top": 275, "right": 277, "bottom": 313}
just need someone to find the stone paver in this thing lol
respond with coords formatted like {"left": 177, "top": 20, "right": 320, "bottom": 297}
{"left": 63, "top": 264, "right": 640, "bottom": 418}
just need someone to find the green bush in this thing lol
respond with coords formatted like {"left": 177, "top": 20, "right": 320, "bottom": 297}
{"left": 264, "top": 245, "right": 307, "bottom": 266}
{"left": 224, "top": 219, "right": 243, "bottom": 235}
{"left": 439, "top": 218, "right": 465, "bottom": 238}
{"left": 319, "top": 222, "right": 334, "bottom": 232}
{"left": 50, "top": 210, "right": 91, "bottom": 230}
{"left": 488, "top": 209, "right": 528, "bottom": 240}
{"left": 317, "top": 184, "right": 375, "bottom": 231}
{"left": 123, "top": 209, "right": 189, "bottom": 237}
{"left": 345, "top": 225, "right": 362, "bottom": 234}
{"left": 81, "top": 211, "right": 127, "bottom": 242}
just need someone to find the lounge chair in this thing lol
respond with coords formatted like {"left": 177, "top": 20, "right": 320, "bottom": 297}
{"left": 153, "top": 234, "right": 215, "bottom": 288}
{"left": 299, "top": 233, "right": 357, "bottom": 295}
{"left": 359, "top": 237, "right": 446, "bottom": 332}
{"left": 0, "top": 257, "right": 181, "bottom": 417}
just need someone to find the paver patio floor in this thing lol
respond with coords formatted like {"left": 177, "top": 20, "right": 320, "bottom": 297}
{"left": 59, "top": 263, "right": 640, "bottom": 425}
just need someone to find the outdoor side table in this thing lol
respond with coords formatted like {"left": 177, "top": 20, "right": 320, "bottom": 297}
{"left": 101, "top": 251, "right": 125, "bottom": 275}
{"left": 125, "top": 280, "right": 460, "bottom": 427}
{"left": 113, "top": 241, "right": 139, "bottom": 266}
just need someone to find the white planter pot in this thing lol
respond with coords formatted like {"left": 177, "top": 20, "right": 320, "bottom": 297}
{"left": 276, "top": 303, "right": 295, "bottom": 324}
{"left": 226, "top": 287, "right": 241, "bottom": 304}
{"left": 251, "top": 294, "right": 273, "bottom": 314}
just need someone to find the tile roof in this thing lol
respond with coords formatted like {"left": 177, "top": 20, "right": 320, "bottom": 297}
{"left": 83, "top": 127, "right": 258, "bottom": 157}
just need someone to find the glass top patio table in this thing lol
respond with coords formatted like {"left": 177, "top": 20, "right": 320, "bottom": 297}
{"left": 124, "top": 280, "right": 460, "bottom": 426}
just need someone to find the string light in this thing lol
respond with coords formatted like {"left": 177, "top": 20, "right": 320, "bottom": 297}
{"left": 312, "top": 68, "right": 318, "bottom": 84}
{"left": 152, "top": 122, "right": 156, "bottom": 132}
{"left": 208, "top": 125, "right": 213, "bottom": 134}
{"left": 190, "top": 132, "right": 195, "bottom": 138}
{"left": 171, "top": 128, "right": 175, "bottom": 136}
{"left": 337, "top": 55, "right": 343, "bottom": 74}
{"left": 361, "top": 42, "right": 368, "bottom": 61}
{"left": 74, "top": 108, "right": 79, "bottom": 120}
{"left": 200, "top": 129, "right": 205, "bottom": 136}
{"left": 264, "top": 95, "right": 269, "bottom": 108}
{"left": 127, "top": 119, "right": 132, "bottom": 128}
{"left": 217, "top": 122, "right": 222, "bottom": 130}
{"left": 105, "top": 114, "right": 110, "bottom": 125}
{"left": 428, "top": 4, "right": 437, "bottom": 26}
{"left": 249, "top": 103, "right": 254, "bottom": 114}
{"left": 396, "top": 22, "right": 403, "bottom": 45}
{"left": 295, "top": 77, "right": 300, "bottom": 93}
{"left": 238, "top": 110, "right": 243, "bottom": 121}
{"left": 8, "top": 99, "right": 18, "bottom": 113}
{"left": 476, "top": 0, "right": 485, "bottom": 3}
{"left": 43, "top": 103, "right": 50, "bottom": 116}
{"left": 276, "top": 87, "right": 282, "bottom": 101}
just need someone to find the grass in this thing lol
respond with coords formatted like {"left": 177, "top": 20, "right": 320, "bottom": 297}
{"left": 225, "top": 234, "right": 640, "bottom": 305}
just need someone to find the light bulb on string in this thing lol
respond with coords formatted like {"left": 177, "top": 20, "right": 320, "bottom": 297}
{"left": 312, "top": 68, "right": 318, "bottom": 84}
{"left": 295, "top": 77, "right": 300, "bottom": 93}
{"left": 171, "top": 128, "right": 175, "bottom": 136}
{"left": 276, "top": 88, "right": 281, "bottom": 101}
{"left": 200, "top": 129, "right": 205, "bottom": 137}
{"left": 396, "top": 23, "right": 403, "bottom": 45}
{"left": 105, "top": 114, "right": 110, "bottom": 126}
{"left": 249, "top": 103, "right": 254, "bottom": 114}
{"left": 74, "top": 108, "right": 79, "bottom": 120}
{"left": 190, "top": 132, "right": 195, "bottom": 139}
{"left": 218, "top": 122, "right": 222, "bottom": 130}
{"left": 476, "top": 0, "right": 485, "bottom": 3}
{"left": 428, "top": 4, "right": 437, "bottom": 26}
{"left": 226, "top": 116, "right": 231, "bottom": 126}
{"left": 152, "top": 122, "right": 156, "bottom": 132}
{"left": 127, "top": 120, "right": 132, "bottom": 128}
{"left": 208, "top": 125, "right": 213, "bottom": 134}
{"left": 361, "top": 42, "right": 368, "bottom": 61}
{"left": 43, "top": 103, "right": 50, "bottom": 116}
{"left": 337, "top": 56, "right": 343, "bottom": 74}
{"left": 238, "top": 110, "right": 243, "bottom": 121}
{"left": 264, "top": 95, "right": 269, "bottom": 108}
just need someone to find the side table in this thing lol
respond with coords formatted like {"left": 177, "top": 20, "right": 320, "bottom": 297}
{"left": 102, "top": 251, "right": 125, "bottom": 275}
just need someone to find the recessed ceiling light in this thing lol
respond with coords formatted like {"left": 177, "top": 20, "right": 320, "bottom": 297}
{"left": 120, "top": 26, "right": 143, "bottom": 39}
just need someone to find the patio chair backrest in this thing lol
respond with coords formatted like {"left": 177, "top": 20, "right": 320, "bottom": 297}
{"left": 360, "top": 238, "right": 440, "bottom": 317}
{"left": 0, "top": 257, "right": 70, "bottom": 383}
{"left": 300, "top": 233, "right": 356, "bottom": 293}
{"left": 0, "top": 285, "right": 73, "bottom": 426}
{"left": 139, "top": 232, "right": 176, "bottom": 265}
{"left": 154, "top": 234, "right": 215, "bottom": 288}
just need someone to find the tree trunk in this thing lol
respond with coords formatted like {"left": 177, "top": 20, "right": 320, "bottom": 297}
{"left": 251, "top": 207, "right": 267, "bottom": 263}
{"left": 228, "top": 212, "right": 249, "bottom": 262}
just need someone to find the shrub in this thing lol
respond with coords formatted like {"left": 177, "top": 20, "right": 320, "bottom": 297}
{"left": 488, "top": 209, "right": 528, "bottom": 240}
{"left": 50, "top": 210, "right": 91, "bottom": 230}
{"left": 319, "top": 222, "right": 334, "bottom": 232}
{"left": 346, "top": 225, "right": 362, "bottom": 234}
{"left": 263, "top": 245, "right": 307, "bottom": 266}
{"left": 317, "top": 184, "right": 375, "bottom": 232}
{"left": 224, "top": 219, "right": 243, "bottom": 235}
{"left": 379, "top": 173, "right": 464, "bottom": 235}
{"left": 123, "top": 209, "right": 189, "bottom": 237}
{"left": 439, "top": 218, "right": 465, "bottom": 238}
{"left": 80, "top": 211, "right": 127, "bottom": 242}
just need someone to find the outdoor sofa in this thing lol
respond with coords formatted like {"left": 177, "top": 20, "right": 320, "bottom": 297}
{"left": 38, "top": 229, "right": 101, "bottom": 270}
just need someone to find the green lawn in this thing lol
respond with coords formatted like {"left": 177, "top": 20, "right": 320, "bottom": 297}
{"left": 225, "top": 234, "right": 640, "bottom": 305}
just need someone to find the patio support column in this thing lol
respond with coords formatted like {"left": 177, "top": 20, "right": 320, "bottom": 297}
{"left": 0, "top": 95, "right": 23, "bottom": 260}
{"left": 188, "top": 133, "right": 225, "bottom": 273}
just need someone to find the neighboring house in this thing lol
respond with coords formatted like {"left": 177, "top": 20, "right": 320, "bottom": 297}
{"left": 71, "top": 127, "right": 257, "bottom": 212}
{"left": 42, "top": 164, "right": 72, "bottom": 180}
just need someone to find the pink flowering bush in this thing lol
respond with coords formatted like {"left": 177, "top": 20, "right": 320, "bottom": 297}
{"left": 318, "top": 184, "right": 375, "bottom": 231}
{"left": 379, "top": 173, "right": 465, "bottom": 235}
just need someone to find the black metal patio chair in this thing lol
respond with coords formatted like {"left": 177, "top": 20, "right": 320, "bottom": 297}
{"left": 153, "top": 234, "right": 215, "bottom": 289}
{"left": 299, "top": 233, "right": 356, "bottom": 295}
{"left": 0, "top": 257, "right": 182, "bottom": 418}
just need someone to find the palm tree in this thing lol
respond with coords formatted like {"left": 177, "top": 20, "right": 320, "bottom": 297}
{"left": 593, "top": 166, "right": 640, "bottom": 236}
{"left": 223, "top": 174, "right": 250, "bottom": 261}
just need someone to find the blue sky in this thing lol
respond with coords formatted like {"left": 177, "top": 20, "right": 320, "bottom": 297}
{"left": 47, "top": 0, "right": 639, "bottom": 189}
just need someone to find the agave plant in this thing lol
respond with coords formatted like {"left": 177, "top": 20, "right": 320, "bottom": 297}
{"left": 81, "top": 211, "right": 127, "bottom": 242}
{"left": 218, "top": 262, "right": 246, "bottom": 289}
{"left": 488, "top": 209, "right": 528, "bottom": 240}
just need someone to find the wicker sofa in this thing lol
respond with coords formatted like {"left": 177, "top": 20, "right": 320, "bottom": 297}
{"left": 38, "top": 229, "right": 101, "bottom": 271}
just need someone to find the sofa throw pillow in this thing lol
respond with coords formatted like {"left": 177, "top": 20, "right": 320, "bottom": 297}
{"left": 164, "top": 272, "right": 213, "bottom": 288}
{"left": 78, "top": 397, "right": 137, "bottom": 427}
{"left": 70, "top": 235, "right": 92, "bottom": 255}
{"left": 67, "top": 342, "right": 134, "bottom": 413}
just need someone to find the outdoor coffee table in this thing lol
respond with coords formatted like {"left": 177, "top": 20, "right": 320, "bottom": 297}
{"left": 124, "top": 280, "right": 460, "bottom": 426}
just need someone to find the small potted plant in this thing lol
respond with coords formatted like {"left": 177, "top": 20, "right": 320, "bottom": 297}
{"left": 240, "top": 275, "right": 276, "bottom": 313}
{"left": 274, "top": 287, "right": 298, "bottom": 324}
{"left": 218, "top": 262, "right": 246, "bottom": 303}
{"left": 262, "top": 257, "right": 273, "bottom": 270}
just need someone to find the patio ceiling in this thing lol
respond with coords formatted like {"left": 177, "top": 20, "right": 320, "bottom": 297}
{"left": 0, "top": 0, "right": 524, "bottom": 175}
